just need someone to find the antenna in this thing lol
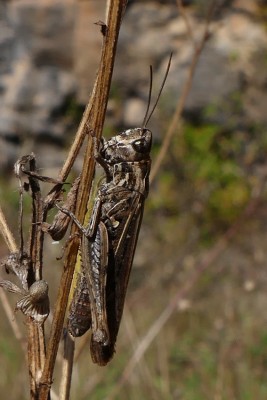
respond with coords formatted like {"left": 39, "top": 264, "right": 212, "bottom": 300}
{"left": 143, "top": 53, "right": 172, "bottom": 128}
{"left": 142, "top": 65, "right": 153, "bottom": 129}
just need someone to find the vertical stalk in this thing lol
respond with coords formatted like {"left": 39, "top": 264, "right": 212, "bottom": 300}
{"left": 38, "top": 1, "right": 128, "bottom": 399}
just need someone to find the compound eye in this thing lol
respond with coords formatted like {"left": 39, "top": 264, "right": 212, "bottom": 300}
{"left": 133, "top": 137, "right": 149, "bottom": 153}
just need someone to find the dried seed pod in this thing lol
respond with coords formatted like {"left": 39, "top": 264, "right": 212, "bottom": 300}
{"left": 16, "top": 280, "right": 50, "bottom": 324}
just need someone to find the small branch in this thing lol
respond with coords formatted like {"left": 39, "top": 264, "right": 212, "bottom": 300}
{"left": 150, "top": 0, "right": 215, "bottom": 183}
{"left": 0, "top": 290, "right": 23, "bottom": 341}
{"left": 0, "top": 204, "right": 17, "bottom": 252}
{"left": 123, "top": 303, "right": 158, "bottom": 398}
{"left": 176, "top": 0, "right": 196, "bottom": 48}
{"left": 73, "top": 331, "right": 90, "bottom": 363}
{"left": 25, "top": 156, "right": 47, "bottom": 400}
{"left": 59, "top": 334, "right": 75, "bottom": 400}
{"left": 57, "top": 77, "right": 99, "bottom": 183}
{"left": 0, "top": 205, "right": 26, "bottom": 352}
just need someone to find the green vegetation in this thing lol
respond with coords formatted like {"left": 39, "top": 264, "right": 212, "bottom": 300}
{"left": 149, "top": 118, "right": 267, "bottom": 244}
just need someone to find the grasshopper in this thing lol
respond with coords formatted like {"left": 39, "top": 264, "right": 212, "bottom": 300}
{"left": 62, "top": 55, "right": 172, "bottom": 365}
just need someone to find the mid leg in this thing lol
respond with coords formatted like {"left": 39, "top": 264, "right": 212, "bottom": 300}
{"left": 55, "top": 204, "right": 87, "bottom": 236}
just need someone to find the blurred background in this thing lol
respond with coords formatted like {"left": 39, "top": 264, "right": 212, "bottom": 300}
{"left": 1, "top": 0, "right": 267, "bottom": 399}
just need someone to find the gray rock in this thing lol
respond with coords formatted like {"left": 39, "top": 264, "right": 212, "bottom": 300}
{"left": 1, "top": 0, "right": 267, "bottom": 171}
{"left": 0, "top": 0, "right": 77, "bottom": 170}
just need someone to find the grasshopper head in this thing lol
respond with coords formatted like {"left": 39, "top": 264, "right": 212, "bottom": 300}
{"left": 101, "top": 127, "right": 152, "bottom": 163}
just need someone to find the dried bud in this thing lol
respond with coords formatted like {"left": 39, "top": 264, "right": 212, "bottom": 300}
{"left": 16, "top": 280, "right": 50, "bottom": 324}
{"left": 14, "top": 154, "right": 35, "bottom": 177}
{"left": 29, "top": 280, "right": 49, "bottom": 303}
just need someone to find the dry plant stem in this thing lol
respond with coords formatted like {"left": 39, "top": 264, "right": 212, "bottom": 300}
{"left": 176, "top": 0, "right": 196, "bottom": 48}
{"left": 18, "top": 182, "right": 24, "bottom": 254}
{"left": 0, "top": 204, "right": 17, "bottom": 252}
{"left": 73, "top": 330, "right": 90, "bottom": 362}
{"left": 59, "top": 334, "right": 75, "bottom": 400}
{"left": 39, "top": 1, "right": 128, "bottom": 399}
{"left": 107, "top": 192, "right": 263, "bottom": 400}
{"left": 27, "top": 160, "right": 47, "bottom": 400}
{"left": 0, "top": 290, "right": 23, "bottom": 339}
{"left": 0, "top": 205, "right": 26, "bottom": 345}
{"left": 39, "top": 237, "right": 80, "bottom": 400}
{"left": 28, "top": 318, "right": 46, "bottom": 398}
{"left": 0, "top": 158, "right": 45, "bottom": 396}
{"left": 58, "top": 77, "right": 99, "bottom": 182}
{"left": 28, "top": 161, "right": 44, "bottom": 282}
{"left": 150, "top": 0, "right": 215, "bottom": 183}
{"left": 30, "top": 324, "right": 46, "bottom": 396}
{"left": 123, "top": 304, "right": 158, "bottom": 400}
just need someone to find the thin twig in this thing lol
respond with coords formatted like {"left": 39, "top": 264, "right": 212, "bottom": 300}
{"left": 57, "top": 77, "right": 99, "bottom": 183}
{"left": 0, "top": 290, "right": 23, "bottom": 341}
{"left": 176, "top": 0, "right": 196, "bottom": 48}
{"left": 59, "top": 334, "right": 75, "bottom": 400}
{"left": 123, "top": 303, "right": 159, "bottom": 400}
{"left": 150, "top": 0, "right": 215, "bottom": 183}
{"left": 0, "top": 205, "right": 26, "bottom": 350}
{"left": 73, "top": 331, "right": 90, "bottom": 363}
{"left": 0, "top": 204, "right": 17, "bottom": 252}
{"left": 26, "top": 156, "right": 47, "bottom": 399}
{"left": 38, "top": 1, "right": 128, "bottom": 398}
